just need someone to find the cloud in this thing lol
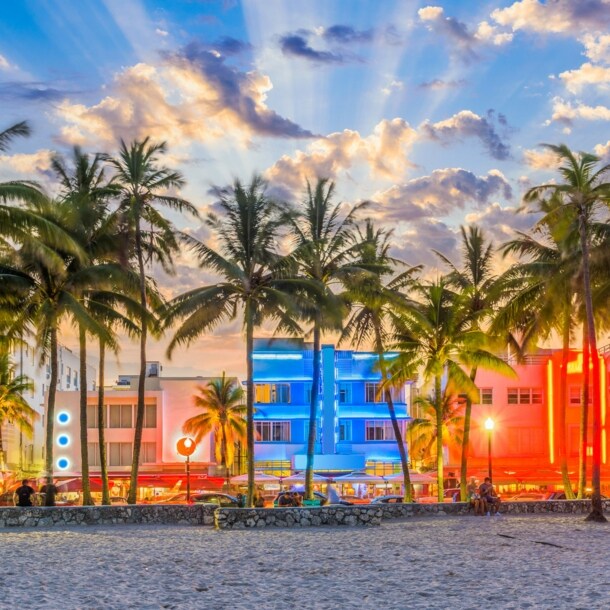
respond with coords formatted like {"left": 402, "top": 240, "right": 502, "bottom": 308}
{"left": 491, "top": 0, "right": 610, "bottom": 36}
{"left": 559, "top": 62, "right": 610, "bottom": 93}
{"left": 265, "top": 118, "right": 418, "bottom": 196}
{"left": 594, "top": 139, "right": 610, "bottom": 159}
{"left": 420, "top": 110, "right": 512, "bottom": 160}
{"left": 155, "top": 28, "right": 169, "bottom": 37}
{"left": 523, "top": 148, "right": 560, "bottom": 170}
{"left": 465, "top": 202, "right": 538, "bottom": 246}
{"left": 0, "top": 54, "right": 10, "bottom": 70}
{"left": 279, "top": 33, "right": 352, "bottom": 64}
{"left": 371, "top": 168, "right": 513, "bottom": 222}
{"left": 321, "top": 25, "right": 374, "bottom": 44}
{"left": 418, "top": 6, "right": 512, "bottom": 63}
{"left": 548, "top": 97, "right": 610, "bottom": 127}
{"left": 211, "top": 36, "right": 252, "bottom": 56}
{"left": 418, "top": 78, "right": 466, "bottom": 90}
{"left": 55, "top": 47, "right": 316, "bottom": 147}
{"left": 0, "top": 149, "right": 54, "bottom": 175}
{"left": 581, "top": 33, "right": 610, "bottom": 63}
{"left": 381, "top": 79, "right": 403, "bottom": 95}
{"left": 0, "top": 81, "right": 78, "bottom": 102}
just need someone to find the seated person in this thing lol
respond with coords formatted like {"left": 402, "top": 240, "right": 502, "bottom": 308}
{"left": 479, "top": 477, "right": 501, "bottom": 514}
{"left": 466, "top": 477, "right": 484, "bottom": 516}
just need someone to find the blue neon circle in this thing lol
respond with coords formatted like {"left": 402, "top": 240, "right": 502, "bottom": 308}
{"left": 57, "top": 435, "right": 69, "bottom": 447}
{"left": 57, "top": 458, "right": 70, "bottom": 470}
{"left": 57, "top": 412, "right": 70, "bottom": 424}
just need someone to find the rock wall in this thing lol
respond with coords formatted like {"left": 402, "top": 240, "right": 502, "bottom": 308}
{"left": 0, "top": 504, "right": 216, "bottom": 528}
{"left": 215, "top": 505, "right": 383, "bottom": 529}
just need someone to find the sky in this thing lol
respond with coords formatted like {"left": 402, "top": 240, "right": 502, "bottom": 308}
{"left": 1, "top": 0, "right": 610, "bottom": 380}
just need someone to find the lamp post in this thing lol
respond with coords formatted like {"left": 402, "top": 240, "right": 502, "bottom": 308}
{"left": 484, "top": 417, "right": 494, "bottom": 483}
{"left": 176, "top": 437, "right": 197, "bottom": 502}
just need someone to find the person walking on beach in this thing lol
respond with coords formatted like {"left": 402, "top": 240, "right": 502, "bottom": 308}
{"left": 15, "top": 479, "right": 36, "bottom": 507}
{"left": 40, "top": 479, "right": 59, "bottom": 507}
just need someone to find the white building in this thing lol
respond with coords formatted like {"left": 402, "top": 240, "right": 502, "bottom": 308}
{"left": 1, "top": 342, "right": 95, "bottom": 474}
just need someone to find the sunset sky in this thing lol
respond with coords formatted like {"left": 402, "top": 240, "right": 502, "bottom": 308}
{"left": 1, "top": 0, "right": 610, "bottom": 379}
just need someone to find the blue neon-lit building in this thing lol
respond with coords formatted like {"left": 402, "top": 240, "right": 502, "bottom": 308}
{"left": 252, "top": 338, "right": 412, "bottom": 474}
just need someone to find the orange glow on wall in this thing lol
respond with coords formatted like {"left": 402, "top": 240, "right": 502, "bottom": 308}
{"left": 567, "top": 354, "right": 583, "bottom": 374}
{"left": 547, "top": 359, "right": 555, "bottom": 464}
{"left": 601, "top": 358, "right": 607, "bottom": 464}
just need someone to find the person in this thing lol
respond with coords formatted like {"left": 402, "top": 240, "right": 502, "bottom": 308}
{"left": 293, "top": 492, "right": 303, "bottom": 507}
{"left": 15, "top": 479, "right": 36, "bottom": 507}
{"left": 479, "top": 477, "right": 501, "bottom": 515}
{"left": 326, "top": 484, "right": 341, "bottom": 505}
{"left": 466, "top": 477, "right": 484, "bottom": 516}
{"left": 236, "top": 492, "right": 246, "bottom": 508}
{"left": 40, "top": 479, "right": 59, "bottom": 507}
{"left": 278, "top": 492, "right": 292, "bottom": 507}
{"left": 254, "top": 490, "right": 265, "bottom": 508}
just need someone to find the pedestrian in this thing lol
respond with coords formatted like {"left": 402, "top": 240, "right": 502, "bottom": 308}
{"left": 40, "top": 479, "right": 59, "bottom": 507}
{"left": 15, "top": 479, "right": 36, "bottom": 507}
{"left": 479, "top": 477, "right": 501, "bottom": 515}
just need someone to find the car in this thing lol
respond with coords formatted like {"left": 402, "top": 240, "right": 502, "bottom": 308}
{"left": 273, "top": 490, "right": 328, "bottom": 507}
{"left": 371, "top": 495, "right": 406, "bottom": 504}
{"left": 191, "top": 492, "right": 239, "bottom": 507}
{"left": 149, "top": 492, "right": 189, "bottom": 504}
{"left": 417, "top": 488, "right": 461, "bottom": 504}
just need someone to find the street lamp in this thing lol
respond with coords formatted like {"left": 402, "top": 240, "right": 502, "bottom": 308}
{"left": 484, "top": 417, "right": 494, "bottom": 483}
{"left": 176, "top": 437, "right": 197, "bottom": 502}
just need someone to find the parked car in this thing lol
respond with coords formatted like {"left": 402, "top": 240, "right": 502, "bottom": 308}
{"left": 371, "top": 495, "right": 406, "bottom": 504}
{"left": 417, "top": 488, "right": 461, "bottom": 504}
{"left": 149, "top": 492, "right": 189, "bottom": 504}
{"left": 191, "top": 492, "right": 239, "bottom": 507}
{"left": 273, "top": 491, "right": 353, "bottom": 507}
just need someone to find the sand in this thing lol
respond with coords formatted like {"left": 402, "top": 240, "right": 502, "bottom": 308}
{"left": 0, "top": 514, "right": 608, "bottom": 609}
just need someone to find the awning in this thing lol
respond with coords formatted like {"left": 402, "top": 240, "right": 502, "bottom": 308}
{"left": 334, "top": 471, "right": 385, "bottom": 484}
{"left": 384, "top": 471, "right": 436, "bottom": 484}
{"left": 282, "top": 472, "right": 330, "bottom": 484}
{"left": 230, "top": 471, "right": 280, "bottom": 484}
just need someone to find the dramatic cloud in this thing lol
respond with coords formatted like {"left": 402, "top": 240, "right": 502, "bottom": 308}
{"left": 265, "top": 118, "right": 418, "bottom": 196}
{"left": 0, "top": 149, "right": 54, "bottom": 175}
{"left": 548, "top": 97, "right": 610, "bottom": 127}
{"left": 420, "top": 110, "right": 512, "bottom": 160}
{"left": 491, "top": 0, "right": 610, "bottom": 36}
{"left": 0, "top": 81, "right": 76, "bottom": 102}
{"left": 279, "top": 33, "right": 351, "bottom": 64}
{"left": 210, "top": 36, "right": 252, "bottom": 56}
{"left": 594, "top": 139, "right": 610, "bottom": 159}
{"left": 581, "top": 33, "right": 610, "bottom": 63}
{"left": 559, "top": 62, "right": 610, "bottom": 93}
{"left": 418, "top": 6, "right": 512, "bottom": 62}
{"left": 322, "top": 25, "right": 374, "bottom": 44}
{"left": 55, "top": 47, "right": 316, "bottom": 146}
{"left": 523, "top": 147, "right": 561, "bottom": 170}
{"left": 372, "top": 168, "right": 513, "bottom": 221}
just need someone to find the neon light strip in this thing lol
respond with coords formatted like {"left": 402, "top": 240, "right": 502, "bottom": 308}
{"left": 547, "top": 359, "right": 555, "bottom": 464}
{"left": 601, "top": 357, "right": 607, "bottom": 463}
{"left": 252, "top": 354, "right": 303, "bottom": 360}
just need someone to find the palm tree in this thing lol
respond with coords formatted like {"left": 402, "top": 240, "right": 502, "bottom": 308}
{"left": 524, "top": 144, "right": 610, "bottom": 522}
{"left": 437, "top": 225, "right": 512, "bottom": 501}
{"left": 183, "top": 373, "right": 246, "bottom": 487}
{"left": 340, "top": 220, "right": 419, "bottom": 502}
{"left": 289, "top": 178, "right": 364, "bottom": 499}
{"left": 165, "top": 175, "right": 300, "bottom": 506}
{"left": 107, "top": 138, "right": 197, "bottom": 505}
{"left": 393, "top": 278, "right": 514, "bottom": 501}
{"left": 51, "top": 147, "right": 120, "bottom": 505}
{"left": 0, "top": 350, "right": 37, "bottom": 471}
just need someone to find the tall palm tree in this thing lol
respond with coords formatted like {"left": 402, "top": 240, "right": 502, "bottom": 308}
{"left": 525, "top": 144, "right": 610, "bottom": 522}
{"left": 289, "top": 178, "right": 364, "bottom": 499}
{"left": 437, "top": 225, "right": 512, "bottom": 501}
{"left": 340, "top": 220, "right": 419, "bottom": 502}
{"left": 165, "top": 175, "right": 300, "bottom": 506}
{"left": 393, "top": 278, "right": 514, "bottom": 501}
{"left": 183, "top": 373, "right": 247, "bottom": 487}
{"left": 0, "top": 350, "right": 37, "bottom": 471}
{"left": 107, "top": 138, "right": 197, "bottom": 504}
{"left": 51, "top": 147, "right": 120, "bottom": 505}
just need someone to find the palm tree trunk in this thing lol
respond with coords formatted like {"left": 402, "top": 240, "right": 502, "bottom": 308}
{"left": 44, "top": 324, "right": 58, "bottom": 505}
{"left": 245, "top": 299, "right": 255, "bottom": 508}
{"left": 559, "top": 314, "right": 575, "bottom": 498}
{"left": 579, "top": 211, "right": 606, "bottom": 522}
{"left": 577, "top": 325, "right": 589, "bottom": 499}
{"left": 435, "top": 373, "right": 444, "bottom": 502}
{"left": 79, "top": 324, "right": 93, "bottom": 505}
{"left": 221, "top": 422, "right": 229, "bottom": 492}
{"left": 128, "top": 218, "right": 147, "bottom": 505}
{"left": 98, "top": 340, "right": 110, "bottom": 505}
{"left": 460, "top": 366, "right": 478, "bottom": 501}
{"left": 305, "top": 320, "right": 321, "bottom": 501}
{"left": 0, "top": 425, "right": 5, "bottom": 472}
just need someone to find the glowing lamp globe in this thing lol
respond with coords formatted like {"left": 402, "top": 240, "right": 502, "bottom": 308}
{"left": 484, "top": 417, "right": 495, "bottom": 431}
{"left": 176, "top": 437, "right": 196, "bottom": 457}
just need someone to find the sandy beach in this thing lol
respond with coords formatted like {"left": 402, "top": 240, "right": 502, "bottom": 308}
{"left": 1, "top": 514, "right": 608, "bottom": 609}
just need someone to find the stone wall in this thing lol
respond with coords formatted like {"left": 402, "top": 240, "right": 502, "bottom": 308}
{"left": 0, "top": 504, "right": 216, "bottom": 528}
{"left": 215, "top": 505, "right": 383, "bottom": 529}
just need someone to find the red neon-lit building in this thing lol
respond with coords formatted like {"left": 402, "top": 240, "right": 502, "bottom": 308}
{"left": 448, "top": 349, "right": 610, "bottom": 492}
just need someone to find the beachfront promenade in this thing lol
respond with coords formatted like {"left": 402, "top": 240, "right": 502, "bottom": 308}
{"left": 0, "top": 514, "right": 607, "bottom": 609}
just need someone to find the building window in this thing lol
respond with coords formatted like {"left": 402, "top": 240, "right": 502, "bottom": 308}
{"left": 365, "top": 420, "right": 403, "bottom": 441}
{"left": 66, "top": 366, "right": 71, "bottom": 387}
{"left": 109, "top": 404, "right": 133, "bottom": 429}
{"left": 87, "top": 442, "right": 100, "bottom": 467}
{"left": 143, "top": 404, "right": 157, "bottom": 428}
{"left": 139, "top": 442, "right": 156, "bottom": 464}
{"left": 108, "top": 442, "right": 133, "bottom": 467}
{"left": 365, "top": 382, "right": 382, "bottom": 403}
{"left": 569, "top": 386, "right": 592, "bottom": 405}
{"left": 254, "top": 421, "right": 290, "bottom": 442}
{"left": 507, "top": 388, "right": 543, "bottom": 405}
{"left": 479, "top": 388, "right": 493, "bottom": 405}
{"left": 254, "top": 383, "right": 290, "bottom": 404}
{"left": 338, "top": 420, "right": 352, "bottom": 442}
{"left": 338, "top": 383, "right": 352, "bottom": 404}
{"left": 74, "top": 372, "right": 78, "bottom": 388}
{"left": 86, "top": 405, "right": 98, "bottom": 429}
